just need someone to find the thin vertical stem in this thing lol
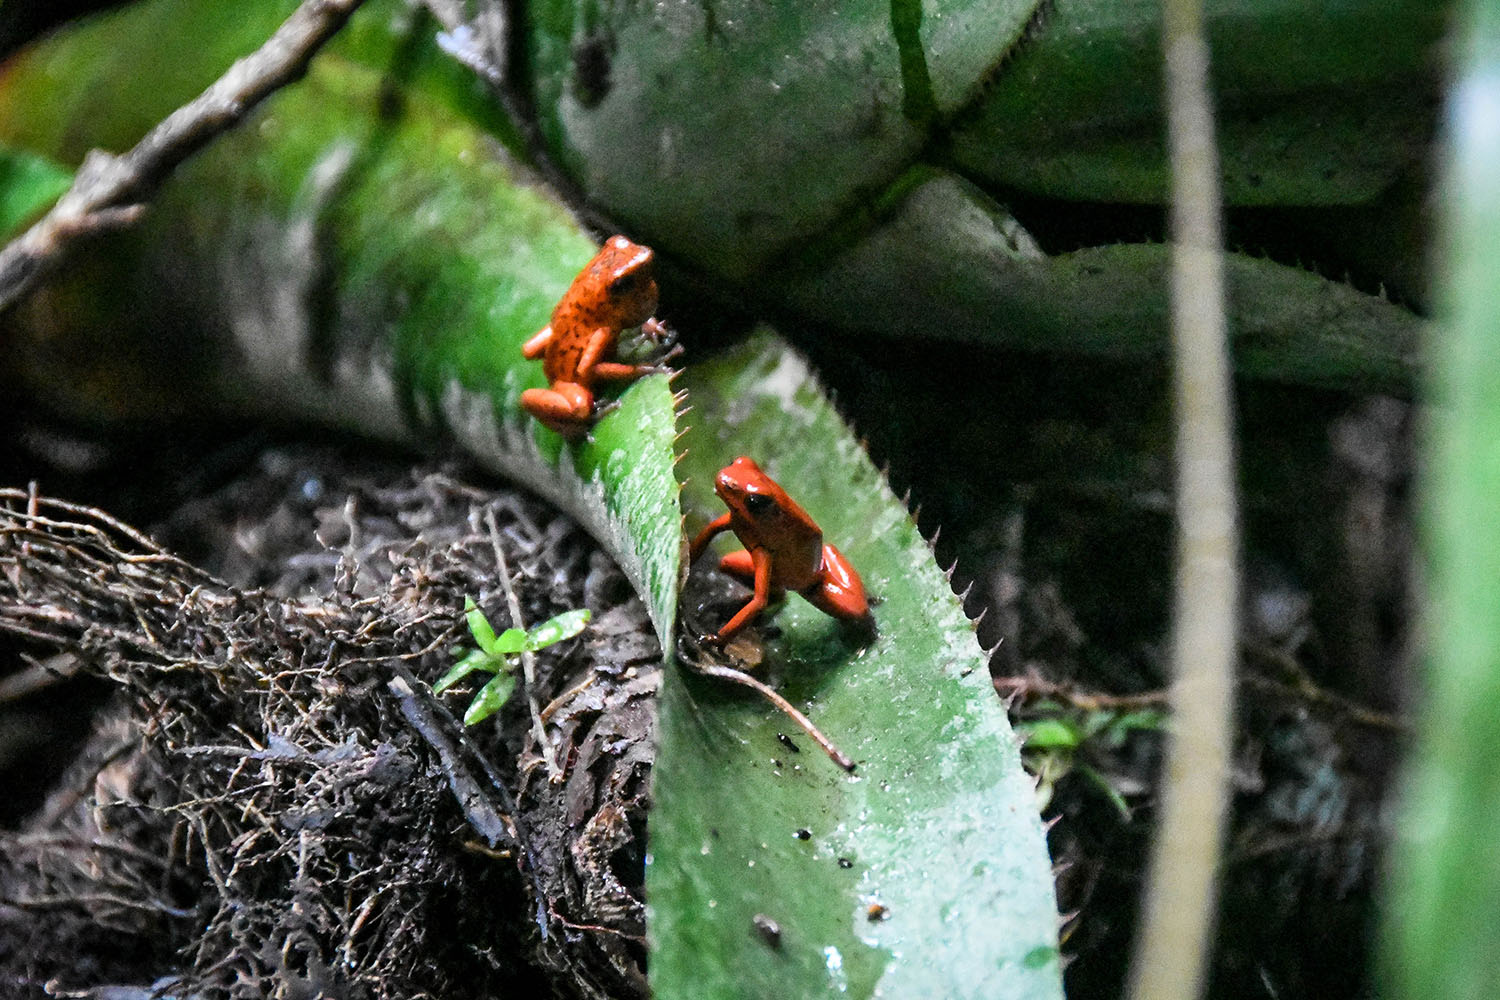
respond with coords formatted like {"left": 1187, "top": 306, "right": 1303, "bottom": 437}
{"left": 1128, "top": 0, "right": 1239, "bottom": 997}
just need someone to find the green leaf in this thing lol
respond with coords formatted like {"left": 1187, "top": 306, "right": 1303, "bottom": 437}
{"left": 652, "top": 330, "right": 1062, "bottom": 999}
{"left": 490, "top": 628, "right": 528, "bottom": 655}
{"left": 1018, "top": 717, "right": 1084, "bottom": 750}
{"left": 1106, "top": 708, "right": 1169, "bottom": 737}
{"left": 524, "top": 0, "right": 1042, "bottom": 279}
{"left": 0, "top": 144, "right": 70, "bottom": 236}
{"left": 463, "top": 670, "right": 518, "bottom": 726}
{"left": 464, "top": 597, "right": 501, "bottom": 655}
{"left": 1076, "top": 763, "right": 1133, "bottom": 823}
{"left": 1384, "top": 2, "right": 1500, "bottom": 996}
{"left": 523, "top": 608, "right": 590, "bottom": 651}
{"left": 777, "top": 170, "right": 1423, "bottom": 395}
{"left": 432, "top": 649, "right": 496, "bottom": 695}
{"left": 951, "top": 0, "right": 1441, "bottom": 206}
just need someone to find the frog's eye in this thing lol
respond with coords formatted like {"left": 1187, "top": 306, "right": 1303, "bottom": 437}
{"left": 610, "top": 271, "right": 641, "bottom": 295}
{"left": 744, "top": 492, "right": 775, "bottom": 516}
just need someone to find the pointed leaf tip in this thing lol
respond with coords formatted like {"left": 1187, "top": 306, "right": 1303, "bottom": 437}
{"left": 524, "top": 608, "right": 590, "bottom": 650}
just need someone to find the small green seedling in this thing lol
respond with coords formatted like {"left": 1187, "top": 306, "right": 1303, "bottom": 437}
{"left": 433, "top": 597, "right": 590, "bottom": 725}
{"left": 1015, "top": 703, "right": 1167, "bottom": 818}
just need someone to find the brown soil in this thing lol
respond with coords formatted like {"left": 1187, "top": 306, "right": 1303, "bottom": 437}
{"left": 0, "top": 433, "right": 657, "bottom": 999}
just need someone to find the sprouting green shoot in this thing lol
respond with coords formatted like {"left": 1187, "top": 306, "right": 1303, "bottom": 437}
{"left": 1014, "top": 703, "right": 1167, "bottom": 818}
{"left": 433, "top": 596, "right": 590, "bottom": 726}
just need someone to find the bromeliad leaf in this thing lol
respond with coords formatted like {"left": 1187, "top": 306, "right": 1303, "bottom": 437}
{"left": 0, "top": 144, "right": 71, "bottom": 236}
{"left": 654, "top": 331, "right": 1063, "bottom": 999}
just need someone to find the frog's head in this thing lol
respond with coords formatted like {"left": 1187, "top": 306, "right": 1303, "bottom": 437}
{"left": 591, "top": 234, "right": 659, "bottom": 327}
{"left": 715, "top": 455, "right": 791, "bottom": 526}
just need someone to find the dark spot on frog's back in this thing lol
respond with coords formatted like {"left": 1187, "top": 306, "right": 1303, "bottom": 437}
{"left": 572, "top": 32, "right": 614, "bottom": 108}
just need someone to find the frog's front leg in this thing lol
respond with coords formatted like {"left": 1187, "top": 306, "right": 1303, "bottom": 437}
{"left": 689, "top": 513, "right": 733, "bottom": 563}
{"left": 591, "top": 361, "right": 659, "bottom": 382}
{"left": 521, "top": 325, "right": 553, "bottom": 360}
{"left": 714, "top": 546, "right": 775, "bottom": 641}
{"left": 593, "top": 341, "right": 685, "bottom": 383}
{"left": 519, "top": 381, "right": 594, "bottom": 437}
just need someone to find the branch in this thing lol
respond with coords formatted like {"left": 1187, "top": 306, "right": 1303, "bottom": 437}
{"left": 0, "top": 0, "right": 365, "bottom": 315}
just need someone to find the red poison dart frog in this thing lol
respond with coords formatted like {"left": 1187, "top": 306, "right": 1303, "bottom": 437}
{"left": 520, "top": 235, "right": 668, "bottom": 437}
{"left": 690, "top": 456, "right": 871, "bottom": 642}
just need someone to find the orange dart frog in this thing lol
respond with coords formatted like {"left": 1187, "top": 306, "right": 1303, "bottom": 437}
{"left": 521, "top": 235, "right": 667, "bottom": 437}
{"left": 690, "top": 456, "right": 871, "bottom": 642}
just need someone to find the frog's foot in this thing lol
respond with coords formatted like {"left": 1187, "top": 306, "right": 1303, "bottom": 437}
{"left": 591, "top": 344, "right": 682, "bottom": 382}
{"left": 521, "top": 382, "right": 594, "bottom": 438}
{"left": 648, "top": 342, "right": 685, "bottom": 372}
{"left": 641, "top": 317, "right": 674, "bottom": 345}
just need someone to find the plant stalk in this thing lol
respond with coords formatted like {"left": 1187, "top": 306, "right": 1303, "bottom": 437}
{"left": 1128, "top": 0, "right": 1239, "bottom": 996}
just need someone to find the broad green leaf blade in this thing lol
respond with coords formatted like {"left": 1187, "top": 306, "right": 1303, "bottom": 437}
{"left": 950, "top": 0, "right": 1442, "bottom": 206}
{"left": 432, "top": 649, "right": 495, "bottom": 694}
{"left": 778, "top": 169, "right": 1423, "bottom": 394}
{"left": 464, "top": 670, "right": 519, "bottom": 726}
{"left": 523, "top": 608, "right": 590, "bottom": 651}
{"left": 650, "top": 329, "right": 1062, "bottom": 1000}
{"left": 0, "top": 144, "right": 69, "bottom": 235}
{"left": 524, "top": 0, "right": 1043, "bottom": 279}
{"left": 1384, "top": 1, "right": 1500, "bottom": 995}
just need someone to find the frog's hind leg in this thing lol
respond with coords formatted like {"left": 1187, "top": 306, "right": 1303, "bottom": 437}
{"left": 520, "top": 382, "right": 593, "bottom": 437}
{"left": 803, "top": 544, "right": 870, "bottom": 622}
